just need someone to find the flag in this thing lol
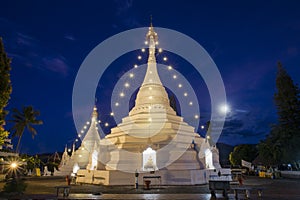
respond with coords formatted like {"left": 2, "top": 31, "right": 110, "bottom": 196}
{"left": 241, "top": 159, "right": 252, "bottom": 169}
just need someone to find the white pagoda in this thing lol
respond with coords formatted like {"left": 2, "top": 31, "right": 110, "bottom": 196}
{"left": 57, "top": 106, "right": 102, "bottom": 176}
{"left": 61, "top": 24, "right": 226, "bottom": 185}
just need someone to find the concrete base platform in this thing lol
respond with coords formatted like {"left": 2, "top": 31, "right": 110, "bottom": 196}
{"left": 76, "top": 168, "right": 231, "bottom": 185}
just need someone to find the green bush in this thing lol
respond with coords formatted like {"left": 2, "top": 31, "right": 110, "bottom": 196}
{"left": 3, "top": 178, "right": 27, "bottom": 194}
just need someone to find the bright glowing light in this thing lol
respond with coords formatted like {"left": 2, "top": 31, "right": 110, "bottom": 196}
{"left": 78, "top": 134, "right": 81, "bottom": 137}
{"left": 201, "top": 125, "right": 205, "bottom": 129}
{"left": 115, "top": 102, "right": 119, "bottom": 107}
{"left": 173, "top": 75, "right": 177, "bottom": 79}
{"left": 86, "top": 121, "right": 90, "bottom": 125}
{"left": 138, "top": 55, "right": 142, "bottom": 60}
{"left": 163, "top": 57, "right": 167, "bottom": 61}
{"left": 98, "top": 120, "right": 101, "bottom": 123}
{"left": 206, "top": 135, "right": 210, "bottom": 139}
{"left": 184, "top": 92, "right": 188, "bottom": 97}
{"left": 158, "top": 48, "right": 163, "bottom": 53}
{"left": 145, "top": 41, "right": 148, "bottom": 45}
{"left": 120, "top": 92, "right": 125, "bottom": 97}
{"left": 141, "top": 48, "right": 145, "bottom": 52}
{"left": 110, "top": 112, "right": 114, "bottom": 116}
{"left": 83, "top": 126, "right": 87, "bottom": 129}
{"left": 105, "top": 122, "right": 109, "bottom": 127}
{"left": 81, "top": 130, "right": 84, "bottom": 133}
{"left": 219, "top": 104, "right": 230, "bottom": 114}
{"left": 79, "top": 155, "right": 82, "bottom": 158}
{"left": 10, "top": 162, "right": 17, "bottom": 169}
{"left": 149, "top": 87, "right": 152, "bottom": 90}
{"left": 68, "top": 148, "right": 71, "bottom": 152}
{"left": 155, "top": 41, "right": 159, "bottom": 45}
{"left": 189, "top": 101, "right": 193, "bottom": 106}
{"left": 129, "top": 73, "right": 134, "bottom": 78}
{"left": 148, "top": 118, "right": 152, "bottom": 122}
{"left": 134, "top": 64, "right": 138, "bottom": 68}
{"left": 149, "top": 96, "right": 153, "bottom": 99}
{"left": 124, "top": 82, "right": 130, "bottom": 88}
{"left": 178, "top": 84, "right": 182, "bottom": 88}
{"left": 194, "top": 115, "right": 199, "bottom": 119}
{"left": 168, "top": 65, "right": 172, "bottom": 70}
{"left": 75, "top": 139, "right": 78, "bottom": 142}
{"left": 96, "top": 127, "right": 98, "bottom": 130}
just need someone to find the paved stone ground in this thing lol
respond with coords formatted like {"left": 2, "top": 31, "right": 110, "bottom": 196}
{"left": 0, "top": 176, "right": 299, "bottom": 199}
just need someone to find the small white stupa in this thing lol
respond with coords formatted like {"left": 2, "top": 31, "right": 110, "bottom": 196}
{"left": 57, "top": 106, "right": 102, "bottom": 176}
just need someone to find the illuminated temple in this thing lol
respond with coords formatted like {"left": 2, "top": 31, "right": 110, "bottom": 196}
{"left": 58, "top": 24, "right": 227, "bottom": 185}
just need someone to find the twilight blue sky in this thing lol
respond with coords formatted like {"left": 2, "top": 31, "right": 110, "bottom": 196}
{"left": 1, "top": 0, "right": 300, "bottom": 154}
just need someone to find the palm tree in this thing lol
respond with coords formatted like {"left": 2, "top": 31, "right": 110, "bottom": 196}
{"left": 10, "top": 106, "right": 43, "bottom": 153}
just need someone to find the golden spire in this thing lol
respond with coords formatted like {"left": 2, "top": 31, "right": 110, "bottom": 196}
{"left": 146, "top": 18, "right": 158, "bottom": 64}
{"left": 92, "top": 105, "right": 98, "bottom": 120}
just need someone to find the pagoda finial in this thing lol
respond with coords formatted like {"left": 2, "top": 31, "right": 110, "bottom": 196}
{"left": 139, "top": 18, "right": 163, "bottom": 87}
{"left": 92, "top": 105, "right": 98, "bottom": 120}
{"left": 150, "top": 15, "right": 153, "bottom": 27}
{"left": 146, "top": 20, "right": 158, "bottom": 64}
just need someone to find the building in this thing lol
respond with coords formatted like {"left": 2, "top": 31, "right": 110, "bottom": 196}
{"left": 58, "top": 24, "right": 227, "bottom": 185}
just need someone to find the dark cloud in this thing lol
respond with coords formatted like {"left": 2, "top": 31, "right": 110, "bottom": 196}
{"left": 219, "top": 107, "right": 273, "bottom": 145}
{"left": 64, "top": 34, "right": 76, "bottom": 41}
{"left": 0, "top": 19, "right": 71, "bottom": 77}
{"left": 42, "top": 56, "right": 69, "bottom": 77}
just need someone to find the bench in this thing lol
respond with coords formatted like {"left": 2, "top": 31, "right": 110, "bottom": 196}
{"left": 143, "top": 176, "right": 161, "bottom": 189}
{"left": 54, "top": 186, "right": 71, "bottom": 197}
{"left": 231, "top": 186, "right": 263, "bottom": 199}
{"left": 209, "top": 180, "right": 231, "bottom": 198}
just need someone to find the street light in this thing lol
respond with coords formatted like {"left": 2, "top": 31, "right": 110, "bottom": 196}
{"left": 10, "top": 162, "right": 18, "bottom": 169}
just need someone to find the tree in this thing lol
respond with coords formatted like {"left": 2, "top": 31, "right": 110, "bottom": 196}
{"left": 10, "top": 106, "right": 43, "bottom": 153}
{"left": 0, "top": 38, "right": 12, "bottom": 146}
{"left": 258, "top": 62, "right": 300, "bottom": 165}
{"left": 274, "top": 63, "right": 300, "bottom": 163}
{"left": 229, "top": 144, "right": 257, "bottom": 166}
